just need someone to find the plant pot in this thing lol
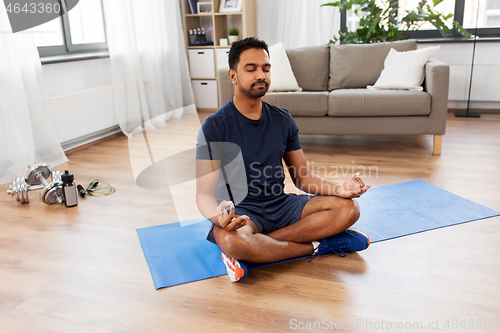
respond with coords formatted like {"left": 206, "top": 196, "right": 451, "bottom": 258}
{"left": 228, "top": 35, "right": 238, "bottom": 44}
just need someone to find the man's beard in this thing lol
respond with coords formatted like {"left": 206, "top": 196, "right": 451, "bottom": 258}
{"left": 237, "top": 80, "right": 269, "bottom": 98}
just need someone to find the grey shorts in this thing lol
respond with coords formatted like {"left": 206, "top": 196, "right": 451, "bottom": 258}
{"left": 207, "top": 193, "right": 314, "bottom": 244}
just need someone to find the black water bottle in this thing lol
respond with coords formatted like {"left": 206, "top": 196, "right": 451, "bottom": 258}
{"left": 61, "top": 170, "right": 78, "bottom": 207}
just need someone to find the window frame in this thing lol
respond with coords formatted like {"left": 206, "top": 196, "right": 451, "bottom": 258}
{"left": 339, "top": 0, "right": 500, "bottom": 41}
{"left": 37, "top": 0, "right": 108, "bottom": 58}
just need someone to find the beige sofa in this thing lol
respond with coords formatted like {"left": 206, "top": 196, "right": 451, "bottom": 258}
{"left": 217, "top": 40, "right": 449, "bottom": 154}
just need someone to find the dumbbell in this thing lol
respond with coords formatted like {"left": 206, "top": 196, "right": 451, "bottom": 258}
{"left": 39, "top": 170, "right": 64, "bottom": 205}
{"left": 6, "top": 162, "right": 53, "bottom": 204}
{"left": 26, "top": 163, "right": 52, "bottom": 187}
{"left": 6, "top": 164, "right": 64, "bottom": 205}
{"left": 27, "top": 164, "right": 64, "bottom": 205}
{"left": 6, "top": 177, "right": 44, "bottom": 204}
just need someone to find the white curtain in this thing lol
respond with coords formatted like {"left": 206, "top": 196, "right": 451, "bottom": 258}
{"left": 277, "top": 0, "right": 340, "bottom": 49}
{"left": 102, "top": 0, "right": 195, "bottom": 137}
{"left": 0, "top": 8, "right": 68, "bottom": 185}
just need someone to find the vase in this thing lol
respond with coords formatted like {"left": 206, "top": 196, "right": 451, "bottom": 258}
{"left": 228, "top": 35, "right": 238, "bottom": 44}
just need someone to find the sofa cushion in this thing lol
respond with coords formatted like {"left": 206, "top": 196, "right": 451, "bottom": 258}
{"left": 286, "top": 45, "right": 330, "bottom": 91}
{"left": 263, "top": 92, "right": 329, "bottom": 117}
{"left": 328, "top": 40, "right": 418, "bottom": 90}
{"left": 268, "top": 43, "right": 302, "bottom": 92}
{"left": 368, "top": 46, "right": 440, "bottom": 91}
{"left": 328, "top": 89, "right": 431, "bottom": 117}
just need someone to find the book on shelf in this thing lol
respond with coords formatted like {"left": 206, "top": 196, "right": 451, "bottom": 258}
{"left": 188, "top": 0, "right": 198, "bottom": 14}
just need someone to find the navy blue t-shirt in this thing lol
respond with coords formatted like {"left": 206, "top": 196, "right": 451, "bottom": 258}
{"left": 196, "top": 100, "right": 302, "bottom": 204}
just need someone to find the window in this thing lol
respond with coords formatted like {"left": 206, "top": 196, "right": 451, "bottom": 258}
{"left": 340, "top": 0, "right": 500, "bottom": 40}
{"left": 32, "top": 0, "right": 107, "bottom": 57}
{"left": 463, "top": 0, "right": 500, "bottom": 28}
{"left": 398, "top": 0, "right": 455, "bottom": 30}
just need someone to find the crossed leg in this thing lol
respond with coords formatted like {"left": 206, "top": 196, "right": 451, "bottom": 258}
{"left": 212, "top": 195, "right": 360, "bottom": 264}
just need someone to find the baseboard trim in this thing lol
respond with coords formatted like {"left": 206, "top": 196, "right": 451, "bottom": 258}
{"left": 61, "top": 125, "right": 122, "bottom": 152}
{"left": 448, "top": 108, "right": 500, "bottom": 114}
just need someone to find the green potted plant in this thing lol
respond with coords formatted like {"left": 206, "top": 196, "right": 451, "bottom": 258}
{"left": 323, "top": 0, "right": 469, "bottom": 44}
{"left": 228, "top": 27, "right": 239, "bottom": 44}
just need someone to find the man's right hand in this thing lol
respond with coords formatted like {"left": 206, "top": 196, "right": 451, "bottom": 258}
{"left": 217, "top": 200, "right": 249, "bottom": 231}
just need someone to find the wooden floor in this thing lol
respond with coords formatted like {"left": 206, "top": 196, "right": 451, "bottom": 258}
{"left": 1, "top": 111, "right": 499, "bottom": 333}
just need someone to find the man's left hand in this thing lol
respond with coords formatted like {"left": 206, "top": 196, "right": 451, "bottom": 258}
{"left": 336, "top": 174, "right": 371, "bottom": 198}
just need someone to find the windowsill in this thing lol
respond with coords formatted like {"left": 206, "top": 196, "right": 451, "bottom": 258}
{"left": 41, "top": 51, "right": 110, "bottom": 65}
{"left": 418, "top": 37, "right": 500, "bottom": 43}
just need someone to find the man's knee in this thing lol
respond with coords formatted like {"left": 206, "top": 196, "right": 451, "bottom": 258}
{"left": 217, "top": 229, "right": 252, "bottom": 260}
{"left": 332, "top": 198, "right": 359, "bottom": 226}
{"left": 346, "top": 199, "right": 360, "bottom": 224}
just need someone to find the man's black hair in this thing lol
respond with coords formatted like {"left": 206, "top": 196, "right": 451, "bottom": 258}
{"left": 228, "top": 37, "right": 269, "bottom": 70}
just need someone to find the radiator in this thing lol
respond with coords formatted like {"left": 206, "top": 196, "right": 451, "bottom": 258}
{"left": 48, "top": 85, "right": 117, "bottom": 143}
{"left": 449, "top": 64, "right": 500, "bottom": 102}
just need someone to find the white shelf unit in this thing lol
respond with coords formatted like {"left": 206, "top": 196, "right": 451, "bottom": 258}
{"left": 181, "top": 0, "right": 257, "bottom": 111}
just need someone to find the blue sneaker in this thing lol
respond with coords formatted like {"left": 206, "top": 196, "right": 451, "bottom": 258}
{"left": 310, "top": 227, "right": 370, "bottom": 261}
{"left": 221, "top": 251, "right": 248, "bottom": 282}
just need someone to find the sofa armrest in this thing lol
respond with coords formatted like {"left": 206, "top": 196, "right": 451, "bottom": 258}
{"left": 218, "top": 67, "right": 233, "bottom": 108}
{"left": 424, "top": 59, "right": 450, "bottom": 135}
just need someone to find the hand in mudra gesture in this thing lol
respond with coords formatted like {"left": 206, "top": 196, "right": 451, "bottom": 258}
{"left": 217, "top": 201, "right": 249, "bottom": 231}
{"left": 336, "top": 173, "right": 371, "bottom": 198}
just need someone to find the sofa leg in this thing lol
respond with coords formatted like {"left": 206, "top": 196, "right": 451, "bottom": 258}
{"left": 433, "top": 135, "right": 442, "bottom": 155}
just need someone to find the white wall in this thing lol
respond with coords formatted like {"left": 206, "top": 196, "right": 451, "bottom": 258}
{"left": 42, "top": 58, "right": 117, "bottom": 145}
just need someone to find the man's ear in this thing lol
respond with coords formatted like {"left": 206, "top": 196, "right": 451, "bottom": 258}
{"left": 228, "top": 68, "right": 237, "bottom": 85}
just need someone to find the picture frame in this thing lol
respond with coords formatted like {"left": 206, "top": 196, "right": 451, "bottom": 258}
{"left": 188, "top": 0, "right": 198, "bottom": 14}
{"left": 197, "top": 1, "right": 212, "bottom": 13}
{"left": 219, "top": 0, "right": 243, "bottom": 13}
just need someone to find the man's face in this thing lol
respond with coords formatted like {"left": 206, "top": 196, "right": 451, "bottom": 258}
{"left": 230, "top": 48, "right": 271, "bottom": 98}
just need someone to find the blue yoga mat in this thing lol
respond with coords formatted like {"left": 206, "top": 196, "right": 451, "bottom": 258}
{"left": 137, "top": 180, "right": 499, "bottom": 289}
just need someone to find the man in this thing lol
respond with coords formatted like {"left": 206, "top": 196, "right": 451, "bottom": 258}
{"left": 196, "top": 37, "right": 370, "bottom": 282}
